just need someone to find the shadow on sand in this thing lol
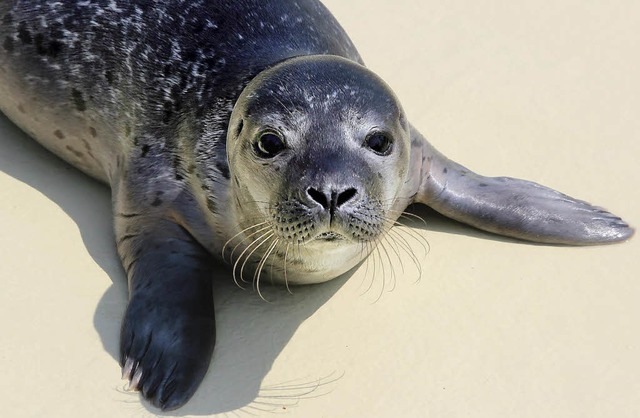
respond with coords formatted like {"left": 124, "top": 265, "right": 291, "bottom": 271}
{"left": 0, "top": 112, "right": 528, "bottom": 415}
{"left": 0, "top": 113, "right": 349, "bottom": 415}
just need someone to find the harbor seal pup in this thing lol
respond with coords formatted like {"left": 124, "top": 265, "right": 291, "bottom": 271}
{"left": 0, "top": 0, "right": 633, "bottom": 410}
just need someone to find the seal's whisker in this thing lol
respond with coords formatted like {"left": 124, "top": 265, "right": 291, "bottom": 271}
{"left": 222, "top": 221, "right": 270, "bottom": 260}
{"left": 386, "top": 227, "right": 424, "bottom": 280}
{"left": 371, "top": 244, "right": 386, "bottom": 303}
{"left": 242, "top": 371, "right": 344, "bottom": 415}
{"left": 229, "top": 224, "right": 272, "bottom": 263}
{"left": 232, "top": 231, "right": 272, "bottom": 288}
{"left": 377, "top": 237, "right": 397, "bottom": 293}
{"left": 386, "top": 208, "right": 428, "bottom": 227}
{"left": 356, "top": 241, "right": 371, "bottom": 290}
{"left": 239, "top": 232, "right": 274, "bottom": 287}
{"left": 382, "top": 233, "right": 405, "bottom": 276}
{"left": 283, "top": 243, "right": 293, "bottom": 294}
{"left": 388, "top": 228, "right": 425, "bottom": 281}
{"left": 357, "top": 241, "right": 370, "bottom": 290}
{"left": 399, "top": 211, "right": 428, "bottom": 227}
{"left": 360, "top": 241, "right": 378, "bottom": 297}
{"left": 376, "top": 213, "right": 430, "bottom": 260}
{"left": 254, "top": 238, "right": 279, "bottom": 302}
{"left": 391, "top": 221, "right": 431, "bottom": 257}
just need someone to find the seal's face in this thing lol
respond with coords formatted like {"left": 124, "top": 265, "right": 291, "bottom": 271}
{"left": 226, "top": 56, "right": 411, "bottom": 284}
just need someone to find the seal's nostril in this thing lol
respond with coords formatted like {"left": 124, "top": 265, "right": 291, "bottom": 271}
{"left": 336, "top": 188, "right": 357, "bottom": 207}
{"left": 307, "top": 187, "right": 329, "bottom": 209}
{"left": 307, "top": 186, "right": 357, "bottom": 212}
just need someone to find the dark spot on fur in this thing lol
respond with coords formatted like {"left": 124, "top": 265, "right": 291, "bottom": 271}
{"left": 3, "top": 36, "right": 14, "bottom": 52}
{"left": 33, "top": 33, "right": 46, "bottom": 55}
{"left": 172, "top": 155, "right": 184, "bottom": 180}
{"left": 49, "top": 26, "right": 63, "bottom": 39}
{"left": 169, "top": 84, "right": 181, "bottom": 101}
{"left": 29, "top": 26, "right": 64, "bottom": 58}
{"left": 216, "top": 161, "right": 230, "bottom": 180}
{"left": 17, "top": 22, "right": 32, "bottom": 44}
{"left": 443, "top": 167, "right": 448, "bottom": 174}
{"left": 73, "top": 39, "right": 83, "bottom": 54}
{"left": 2, "top": 12, "right": 13, "bottom": 25}
{"left": 151, "top": 198, "right": 163, "bottom": 207}
{"left": 191, "top": 20, "right": 206, "bottom": 35}
{"left": 234, "top": 119, "right": 244, "bottom": 138}
{"left": 141, "top": 144, "right": 150, "bottom": 157}
{"left": 89, "top": 127, "right": 97, "bottom": 137}
{"left": 81, "top": 138, "right": 92, "bottom": 151}
{"left": 105, "top": 69, "right": 115, "bottom": 85}
{"left": 125, "top": 124, "right": 132, "bottom": 137}
{"left": 206, "top": 198, "right": 216, "bottom": 213}
{"left": 65, "top": 145, "right": 83, "bottom": 158}
{"left": 182, "top": 48, "right": 198, "bottom": 62}
{"left": 187, "top": 164, "right": 196, "bottom": 174}
{"left": 47, "top": 40, "right": 64, "bottom": 58}
{"left": 116, "top": 212, "right": 141, "bottom": 219}
{"left": 54, "top": 130, "right": 65, "bottom": 139}
{"left": 173, "top": 98, "right": 183, "bottom": 112}
{"left": 71, "top": 89, "right": 86, "bottom": 111}
{"left": 478, "top": 183, "right": 488, "bottom": 187}
{"left": 62, "top": 15, "right": 76, "bottom": 30}
{"left": 162, "top": 101, "right": 173, "bottom": 123}
{"left": 17, "top": 104, "right": 26, "bottom": 114}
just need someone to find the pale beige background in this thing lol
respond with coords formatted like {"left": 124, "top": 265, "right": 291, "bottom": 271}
{"left": 1, "top": 1, "right": 638, "bottom": 417}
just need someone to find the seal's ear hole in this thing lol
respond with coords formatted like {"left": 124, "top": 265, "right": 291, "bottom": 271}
{"left": 234, "top": 119, "right": 244, "bottom": 138}
{"left": 365, "top": 132, "right": 393, "bottom": 156}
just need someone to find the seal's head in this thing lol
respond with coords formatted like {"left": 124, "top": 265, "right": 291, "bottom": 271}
{"left": 226, "top": 55, "right": 412, "bottom": 284}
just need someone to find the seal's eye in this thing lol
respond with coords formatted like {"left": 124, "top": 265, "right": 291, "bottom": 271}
{"left": 365, "top": 132, "right": 393, "bottom": 156}
{"left": 256, "top": 132, "right": 286, "bottom": 158}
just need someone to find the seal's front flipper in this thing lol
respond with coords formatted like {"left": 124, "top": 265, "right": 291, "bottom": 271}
{"left": 411, "top": 127, "right": 633, "bottom": 245}
{"left": 116, "top": 215, "right": 215, "bottom": 411}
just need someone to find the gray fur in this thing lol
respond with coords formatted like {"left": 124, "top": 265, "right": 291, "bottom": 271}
{"left": 411, "top": 128, "right": 632, "bottom": 244}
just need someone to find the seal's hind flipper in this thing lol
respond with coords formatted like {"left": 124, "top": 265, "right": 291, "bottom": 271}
{"left": 411, "top": 127, "right": 634, "bottom": 245}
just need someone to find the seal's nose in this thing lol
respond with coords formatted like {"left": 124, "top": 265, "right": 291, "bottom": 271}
{"left": 307, "top": 186, "right": 358, "bottom": 216}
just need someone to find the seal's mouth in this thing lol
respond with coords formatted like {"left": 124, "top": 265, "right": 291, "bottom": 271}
{"left": 315, "top": 232, "right": 345, "bottom": 242}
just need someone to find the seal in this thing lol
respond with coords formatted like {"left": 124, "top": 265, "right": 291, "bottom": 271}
{"left": 0, "top": 0, "right": 633, "bottom": 410}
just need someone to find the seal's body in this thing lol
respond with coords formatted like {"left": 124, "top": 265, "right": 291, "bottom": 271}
{"left": 0, "top": 0, "right": 632, "bottom": 410}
